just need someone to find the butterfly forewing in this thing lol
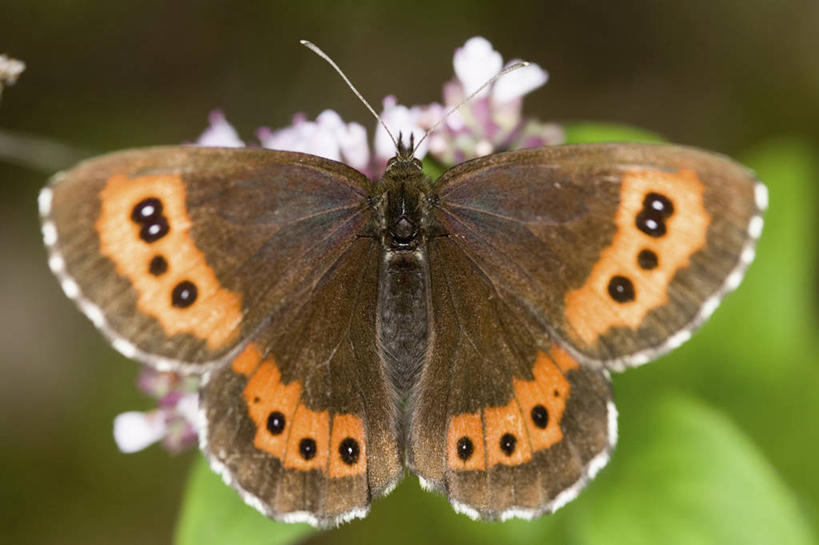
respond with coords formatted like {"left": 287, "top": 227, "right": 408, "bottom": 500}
{"left": 433, "top": 143, "right": 765, "bottom": 368}
{"left": 40, "top": 146, "right": 371, "bottom": 371}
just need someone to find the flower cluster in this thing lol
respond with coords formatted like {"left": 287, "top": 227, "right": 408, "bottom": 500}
{"left": 114, "top": 36, "right": 563, "bottom": 454}
{"left": 0, "top": 54, "right": 25, "bottom": 100}
{"left": 197, "top": 36, "right": 563, "bottom": 176}
{"left": 113, "top": 368, "right": 200, "bottom": 453}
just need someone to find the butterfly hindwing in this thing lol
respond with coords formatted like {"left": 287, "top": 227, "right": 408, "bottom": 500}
{"left": 200, "top": 237, "right": 403, "bottom": 526}
{"left": 40, "top": 146, "right": 371, "bottom": 371}
{"left": 434, "top": 142, "right": 765, "bottom": 368}
{"left": 407, "top": 235, "right": 616, "bottom": 519}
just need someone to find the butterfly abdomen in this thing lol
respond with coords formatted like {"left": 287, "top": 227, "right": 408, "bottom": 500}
{"left": 377, "top": 249, "right": 430, "bottom": 395}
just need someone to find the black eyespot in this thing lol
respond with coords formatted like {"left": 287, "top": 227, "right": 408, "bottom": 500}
{"left": 500, "top": 433, "right": 516, "bottom": 456}
{"left": 148, "top": 255, "right": 168, "bottom": 276}
{"left": 266, "top": 411, "right": 285, "bottom": 435}
{"left": 299, "top": 437, "right": 317, "bottom": 460}
{"left": 139, "top": 217, "right": 170, "bottom": 242}
{"left": 171, "top": 281, "right": 198, "bottom": 308}
{"left": 636, "top": 210, "right": 667, "bottom": 237}
{"left": 637, "top": 249, "right": 659, "bottom": 270}
{"left": 338, "top": 437, "right": 360, "bottom": 465}
{"left": 608, "top": 275, "right": 636, "bottom": 303}
{"left": 456, "top": 436, "right": 474, "bottom": 461}
{"left": 531, "top": 405, "right": 549, "bottom": 429}
{"left": 644, "top": 192, "right": 674, "bottom": 218}
{"left": 131, "top": 197, "right": 163, "bottom": 223}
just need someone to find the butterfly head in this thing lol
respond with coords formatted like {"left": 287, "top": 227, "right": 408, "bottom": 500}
{"left": 385, "top": 132, "right": 423, "bottom": 175}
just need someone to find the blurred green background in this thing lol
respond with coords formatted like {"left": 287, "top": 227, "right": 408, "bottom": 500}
{"left": 1, "top": 1, "right": 817, "bottom": 544}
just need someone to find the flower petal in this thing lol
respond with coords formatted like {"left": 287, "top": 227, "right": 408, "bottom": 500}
{"left": 195, "top": 110, "right": 245, "bottom": 147}
{"left": 492, "top": 60, "right": 549, "bottom": 104}
{"left": 175, "top": 393, "right": 201, "bottom": 432}
{"left": 113, "top": 411, "right": 167, "bottom": 453}
{"left": 0, "top": 54, "right": 25, "bottom": 88}
{"left": 316, "top": 110, "right": 371, "bottom": 172}
{"left": 453, "top": 37, "right": 503, "bottom": 97}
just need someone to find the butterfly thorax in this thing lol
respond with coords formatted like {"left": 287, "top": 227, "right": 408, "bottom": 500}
{"left": 370, "top": 154, "right": 438, "bottom": 394}
{"left": 370, "top": 155, "right": 436, "bottom": 252}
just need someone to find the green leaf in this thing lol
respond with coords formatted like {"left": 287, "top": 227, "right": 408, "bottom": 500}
{"left": 564, "top": 122, "right": 665, "bottom": 144}
{"left": 569, "top": 393, "right": 816, "bottom": 545}
{"left": 174, "top": 457, "right": 317, "bottom": 545}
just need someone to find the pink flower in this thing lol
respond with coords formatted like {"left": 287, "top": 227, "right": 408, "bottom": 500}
{"left": 258, "top": 110, "right": 372, "bottom": 175}
{"left": 373, "top": 96, "right": 428, "bottom": 173}
{"left": 195, "top": 110, "right": 244, "bottom": 147}
{"left": 416, "top": 36, "right": 563, "bottom": 165}
{"left": 113, "top": 368, "right": 200, "bottom": 453}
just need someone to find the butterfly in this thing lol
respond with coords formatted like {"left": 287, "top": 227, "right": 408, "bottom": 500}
{"left": 39, "top": 116, "right": 765, "bottom": 525}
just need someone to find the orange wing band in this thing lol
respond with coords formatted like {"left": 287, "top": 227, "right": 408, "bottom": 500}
{"left": 235, "top": 345, "right": 367, "bottom": 477}
{"left": 564, "top": 168, "right": 710, "bottom": 345}
{"left": 446, "top": 348, "right": 573, "bottom": 471}
{"left": 96, "top": 173, "right": 242, "bottom": 349}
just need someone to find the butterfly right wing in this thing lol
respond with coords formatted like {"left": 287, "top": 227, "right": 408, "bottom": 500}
{"left": 407, "top": 234, "right": 615, "bottom": 520}
{"left": 200, "top": 236, "right": 404, "bottom": 527}
{"left": 431, "top": 143, "right": 764, "bottom": 368}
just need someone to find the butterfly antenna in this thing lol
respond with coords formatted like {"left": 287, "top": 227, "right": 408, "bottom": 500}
{"left": 300, "top": 40, "right": 399, "bottom": 151}
{"left": 413, "top": 61, "right": 530, "bottom": 155}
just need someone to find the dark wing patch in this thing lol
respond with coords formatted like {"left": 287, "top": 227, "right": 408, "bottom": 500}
{"left": 200, "top": 238, "right": 403, "bottom": 526}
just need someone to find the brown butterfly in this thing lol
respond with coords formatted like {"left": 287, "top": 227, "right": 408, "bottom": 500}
{"left": 39, "top": 48, "right": 765, "bottom": 526}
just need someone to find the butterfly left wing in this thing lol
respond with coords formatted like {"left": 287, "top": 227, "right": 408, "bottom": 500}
{"left": 407, "top": 234, "right": 616, "bottom": 519}
{"left": 39, "top": 146, "right": 371, "bottom": 372}
{"left": 200, "top": 236, "right": 403, "bottom": 526}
